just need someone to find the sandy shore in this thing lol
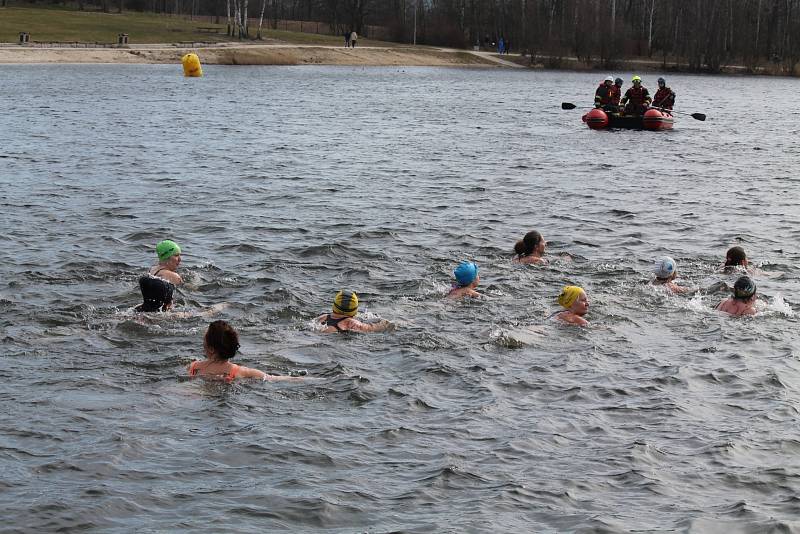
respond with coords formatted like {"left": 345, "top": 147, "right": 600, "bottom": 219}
{"left": 0, "top": 43, "right": 512, "bottom": 67}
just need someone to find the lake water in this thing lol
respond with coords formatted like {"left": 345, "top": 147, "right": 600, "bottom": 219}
{"left": 1, "top": 64, "right": 799, "bottom": 532}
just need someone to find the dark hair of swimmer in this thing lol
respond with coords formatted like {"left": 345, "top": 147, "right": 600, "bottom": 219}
{"left": 514, "top": 230, "right": 544, "bottom": 256}
{"left": 732, "top": 276, "right": 756, "bottom": 300}
{"left": 205, "top": 320, "right": 240, "bottom": 359}
{"left": 725, "top": 246, "right": 747, "bottom": 267}
{"left": 136, "top": 275, "right": 175, "bottom": 312}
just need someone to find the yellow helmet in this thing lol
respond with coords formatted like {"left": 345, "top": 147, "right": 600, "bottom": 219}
{"left": 632, "top": 75, "right": 642, "bottom": 82}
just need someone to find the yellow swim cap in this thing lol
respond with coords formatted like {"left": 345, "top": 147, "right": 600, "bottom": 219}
{"left": 558, "top": 286, "right": 584, "bottom": 309}
{"left": 333, "top": 290, "right": 359, "bottom": 317}
{"left": 632, "top": 75, "right": 642, "bottom": 82}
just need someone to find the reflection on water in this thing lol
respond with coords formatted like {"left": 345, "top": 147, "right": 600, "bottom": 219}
{"left": 1, "top": 65, "right": 799, "bottom": 531}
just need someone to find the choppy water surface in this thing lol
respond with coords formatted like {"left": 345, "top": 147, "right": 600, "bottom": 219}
{"left": 1, "top": 65, "right": 799, "bottom": 532}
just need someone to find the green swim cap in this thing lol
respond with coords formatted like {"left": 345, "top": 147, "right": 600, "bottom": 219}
{"left": 156, "top": 240, "right": 181, "bottom": 262}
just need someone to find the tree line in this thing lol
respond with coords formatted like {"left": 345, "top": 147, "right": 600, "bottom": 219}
{"left": 14, "top": 0, "right": 800, "bottom": 72}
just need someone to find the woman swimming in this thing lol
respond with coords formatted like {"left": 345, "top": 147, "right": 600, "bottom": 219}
{"left": 447, "top": 261, "right": 481, "bottom": 300}
{"left": 554, "top": 285, "right": 589, "bottom": 326}
{"left": 722, "top": 246, "right": 749, "bottom": 273}
{"left": 188, "top": 320, "right": 303, "bottom": 382}
{"left": 317, "top": 290, "right": 393, "bottom": 333}
{"left": 135, "top": 239, "right": 183, "bottom": 312}
{"left": 716, "top": 276, "right": 758, "bottom": 316}
{"left": 652, "top": 256, "right": 690, "bottom": 294}
{"left": 513, "top": 230, "right": 548, "bottom": 265}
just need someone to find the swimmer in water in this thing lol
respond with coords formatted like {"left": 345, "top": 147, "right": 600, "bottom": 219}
{"left": 554, "top": 285, "right": 589, "bottom": 326}
{"left": 652, "top": 256, "right": 691, "bottom": 294}
{"left": 447, "top": 261, "right": 481, "bottom": 300}
{"left": 317, "top": 290, "right": 393, "bottom": 333}
{"left": 513, "top": 230, "right": 549, "bottom": 265}
{"left": 722, "top": 246, "right": 749, "bottom": 272}
{"left": 188, "top": 320, "right": 303, "bottom": 382}
{"left": 716, "top": 276, "right": 758, "bottom": 316}
{"left": 135, "top": 239, "right": 184, "bottom": 312}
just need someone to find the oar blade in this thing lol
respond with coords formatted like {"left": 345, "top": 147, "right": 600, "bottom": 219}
{"left": 691, "top": 112, "right": 706, "bottom": 121}
{"left": 561, "top": 102, "right": 577, "bottom": 110}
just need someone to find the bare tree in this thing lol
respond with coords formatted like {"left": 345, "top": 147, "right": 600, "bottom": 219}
{"left": 257, "top": 0, "right": 267, "bottom": 38}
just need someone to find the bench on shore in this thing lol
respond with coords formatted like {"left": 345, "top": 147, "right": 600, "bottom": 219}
{"left": 197, "top": 26, "right": 223, "bottom": 33}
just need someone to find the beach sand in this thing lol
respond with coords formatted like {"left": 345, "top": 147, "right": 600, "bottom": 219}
{"left": 0, "top": 43, "right": 511, "bottom": 67}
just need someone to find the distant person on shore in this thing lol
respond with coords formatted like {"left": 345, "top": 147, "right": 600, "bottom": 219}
{"left": 498, "top": 37, "right": 505, "bottom": 54}
{"left": 716, "top": 276, "right": 758, "bottom": 316}
{"left": 513, "top": 230, "right": 548, "bottom": 265}
{"left": 447, "top": 261, "right": 481, "bottom": 300}
{"left": 505, "top": 39, "right": 511, "bottom": 54}
{"left": 621, "top": 75, "right": 651, "bottom": 115}
{"left": 350, "top": 31, "right": 358, "bottom": 48}
{"left": 652, "top": 256, "right": 691, "bottom": 294}
{"left": 722, "top": 246, "right": 749, "bottom": 272}
{"left": 652, "top": 77, "right": 676, "bottom": 110}
{"left": 611, "top": 77, "right": 623, "bottom": 109}
{"left": 554, "top": 286, "right": 589, "bottom": 326}
{"left": 594, "top": 76, "right": 615, "bottom": 111}
{"left": 317, "top": 290, "right": 392, "bottom": 333}
{"left": 188, "top": 320, "right": 303, "bottom": 382}
{"left": 135, "top": 239, "right": 183, "bottom": 313}
{"left": 344, "top": 30, "right": 351, "bottom": 47}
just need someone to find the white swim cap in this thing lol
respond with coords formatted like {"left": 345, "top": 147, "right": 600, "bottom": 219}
{"left": 654, "top": 256, "right": 676, "bottom": 279}
{"left": 604, "top": 76, "right": 614, "bottom": 82}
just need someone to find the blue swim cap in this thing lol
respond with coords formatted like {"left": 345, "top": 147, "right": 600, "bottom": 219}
{"left": 454, "top": 261, "right": 478, "bottom": 287}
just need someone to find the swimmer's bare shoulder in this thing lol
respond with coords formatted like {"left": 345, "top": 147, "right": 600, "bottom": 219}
{"left": 446, "top": 287, "right": 481, "bottom": 300}
{"left": 150, "top": 266, "right": 183, "bottom": 286}
{"left": 514, "top": 256, "right": 548, "bottom": 265}
{"left": 556, "top": 311, "right": 589, "bottom": 326}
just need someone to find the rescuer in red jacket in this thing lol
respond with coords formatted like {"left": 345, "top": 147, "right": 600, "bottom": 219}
{"left": 652, "top": 77, "right": 676, "bottom": 110}
{"left": 611, "top": 77, "right": 623, "bottom": 108}
{"left": 594, "top": 76, "right": 615, "bottom": 111}
{"left": 620, "top": 75, "right": 652, "bottom": 115}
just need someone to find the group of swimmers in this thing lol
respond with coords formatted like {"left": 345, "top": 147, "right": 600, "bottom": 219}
{"left": 442, "top": 232, "right": 761, "bottom": 324}
{"left": 137, "top": 236, "right": 761, "bottom": 383}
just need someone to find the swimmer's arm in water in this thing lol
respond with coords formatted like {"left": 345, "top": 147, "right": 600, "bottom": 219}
{"left": 348, "top": 318, "right": 393, "bottom": 333}
{"left": 669, "top": 282, "right": 692, "bottom": 294}
{"left": 264, "top": 374, "right": 305, "bottom": 382}
{"left": 237, "top": 366, "right": 268, "bottom": 380}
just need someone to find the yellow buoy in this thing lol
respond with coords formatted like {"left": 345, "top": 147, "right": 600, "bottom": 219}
{"left": 181, "top": 53, "right": 203, "bottom": 77}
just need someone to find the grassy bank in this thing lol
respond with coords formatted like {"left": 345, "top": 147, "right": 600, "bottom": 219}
{"left": 0, "top": 5, "right": 381, "bottom": 46}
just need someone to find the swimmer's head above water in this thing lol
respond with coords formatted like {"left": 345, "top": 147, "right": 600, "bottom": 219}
{"left": 733, "top": 276, "right": 756, "bottom": 301}
{"left": 204, "top": 320, "right": 240, "bottom": 359}
{"left": 725, "top": 246, "right": 747, "bottom": 267}
{"left": 514, "top": 230, "right": 545, "bottom": 257}
{"left": 156, "top": 239, "right": 182, "bottom": 266}
{"left": 454, "top": 261, "right": 479, "bottom": 288}
{"left": 653, "top": 256, "right": 677, "bottom": 281}
{"left": 333, "top": 290, "right": 359, "bottom": 317}
{"left": 558, "top": 285, "right": 589, "bottom": 314}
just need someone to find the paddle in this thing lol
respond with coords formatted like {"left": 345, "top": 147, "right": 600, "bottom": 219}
{"left": 648, "top": 105, "right": 706, "bottom": 121}
{"left": 562, "top": 101, "right": 620, "bottom": 113}
{"left": 565, "top": 100, "right": 706, "bottom": 121}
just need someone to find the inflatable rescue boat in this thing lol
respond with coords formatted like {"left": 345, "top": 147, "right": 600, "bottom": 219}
{"left": 581, "top": 108, "right": 674, "bottom": 130}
